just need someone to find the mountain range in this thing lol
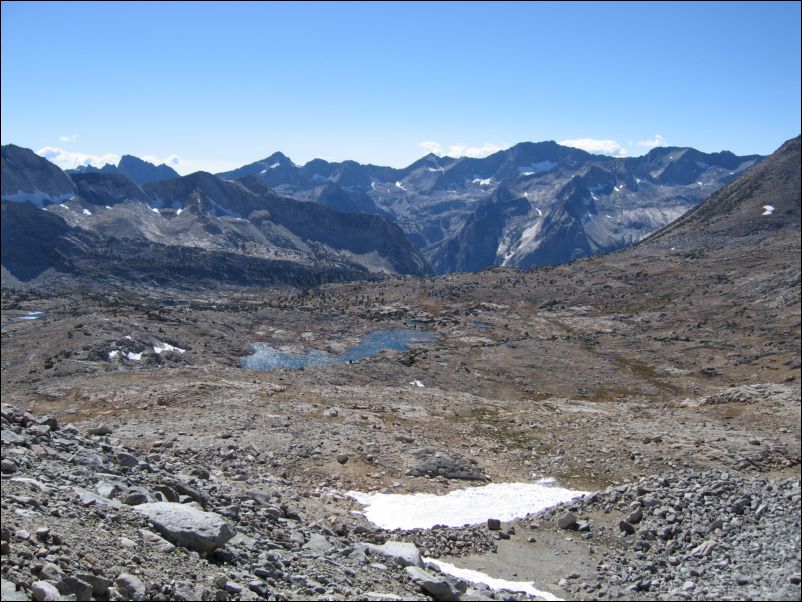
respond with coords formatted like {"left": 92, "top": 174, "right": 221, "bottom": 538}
{"left": 1, "top": 146, "right": 429, "bottom": 289}
{"left": 0, "top": 139, "right": 769, "bottom": 290}
{"left": 216, "top": 141, "right": 763, "bottom": 272}
{"left": 67, "top": 154, "right": 180, "bottom": 185}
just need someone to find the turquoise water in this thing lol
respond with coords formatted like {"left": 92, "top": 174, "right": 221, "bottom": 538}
{"left": 240, "top": 329, "right": 435, "bottom": 371}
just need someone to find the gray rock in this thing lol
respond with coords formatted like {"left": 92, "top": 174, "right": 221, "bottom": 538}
{"left": 366, "top": 540, "right": 423, "bottom": 567}
{"left": 115, "top": 573, "right": 146, "bottom": 601}
{"left": 1, "top": 578, "right": 29, "bottom": 601}
{"left": 139, "top": 529, "right": 176, "bottom": 553}
{"left": 619, "top": 520, "right": 636, "bottom": 535}
{"left": 116, "top": 452, "right": 139, "bottom": 467}
{"left": 37, "top": 563, "right": 63, "bottom": 582}
{"left": 405, "top": 566, "right": 462, "bottom": 601}
{"left": 557, "top": 512, "right": 578, "bottom": 529}
{"left": 1, "top": 430, "right": 29, "bottom": 445}
{"left": 247, "top": 580, "right": 270, "bottom": 598}
{"left": 486, "top": 518, "right": 501, "bottom": 530}
{"left": 96, "top": 480, "right": 122, "bottom": 498}
{"left": 690, "top": 540, "right": 718, "bottom": 557}
{"left": 172, "top": 581, "right": 201, "bottom": 601}
{"left": 134, "top": 502, "right": 235, "bottom": 552}
{"left": 626, "top": 507, "right": 643, "bottom": 524}
{"left": 31, "top": 581, "right": 61, "bottom": 602}
{"left": 124, "top": 492, "right": 149, "bottom": 505}
{"left": 1, "top": 459, "right": 17, "bottom": 474}
{"left": 56, "top": 576, "right": 93, "bottom": 601}
{"left": 336, "top": 453, "right": 349, "bottom": 465}
{"left": 72, "top": 487, "right": 122, "bottom": 507}
{"left": 302, "top": 533, "right": 333, "bottom": 554}
{"left": 86, "top": 425, "right": 112, "bottom": 436}
{"left": 75, "top": 574, "right": 111, "bottom": 597}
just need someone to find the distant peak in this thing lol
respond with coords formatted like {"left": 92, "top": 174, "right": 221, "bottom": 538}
{"left": 264, "top": 151, "right": 292, "bottom": 164}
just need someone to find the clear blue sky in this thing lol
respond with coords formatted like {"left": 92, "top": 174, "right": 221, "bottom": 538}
{"left": 2, "top": 1, "right": 800, "bottom": 174}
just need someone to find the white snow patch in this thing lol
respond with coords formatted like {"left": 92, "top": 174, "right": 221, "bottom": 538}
{"left": 472, "top": 178, "right": 493, "bottom": 187}
{"left": 517, "top": 161, "right": 556, "bottom": 174}
{"left": 762, "top": 205, "right": 775, "bottom": 216}
{"left": 149, "top": 206, "right": 160, "bottom": 214}
{"left": 613, "top": 186, "right": 622, "bottom": 192}
{"left": 426, "top": 167, "right": 444, "bottom": 172}
{"left": 176, "top": 208, "right": 183, "bottom": 215}
{"left": 82, "top": 208, "right": 92, "bottom": 216}
{"left": 347, "top": 480, "right": 586, "bottom": 530}
{"left": 59, "top": 203, "right": 69, "bottom": 209}
{"left": 108, "top": 350, "right": 119, "bottom": 360}
{"left": 395, "top": 181, "right": 407, "bottom": 191}
{"left": 125, "top": 335, "right": 132, "bottom": 340}
{"left": 126, "top": 352, "right": 142, "bottom": 361}
{"left": 409, "top": 380, "right": 424, "bottom": 388}
{"left": 206, "top": 196, "right": 241, "bottom": 218}
{"left": 428, "top": 559, "right": 562, "bottom": 601}
{"left": 535, "top": 207, "right": 543, "bottom": 216}
{"left": 259, "top": 169, "right": 267, "bottom": 174}
{"left": 105, "top": 205, "right": 112, "bottom": 210}
{"left": 153, "top": 342, "right": 185, "bottom": 354}
{"left": 2, "top": 189, "right": 74, "bottom": 208}
{"left": 269, "top": 162, "right": 281, "bottom": 169}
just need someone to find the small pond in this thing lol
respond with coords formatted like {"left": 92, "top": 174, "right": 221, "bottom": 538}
{"left": 1, "top": 311, "right": 48, "bottom": 329}
{"left": 240, "top": 328, "right": 435, "bottom": 371}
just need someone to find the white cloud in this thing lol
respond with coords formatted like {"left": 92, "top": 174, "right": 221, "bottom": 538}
{"left": 636, "top": 134, "right": 666, "bottom": 148}
{"left": 419, "top": 140, "right": 507, "bottom": 159}
{"left": 419, "top": 140, "right": 443, "bottom": 155}
{"left": 58, "top": 134, "right": 78, "bottom": 143}
{"left": 142, "top": 154, "right": 183, "bottom": 168}
{"left": 559, "top": 138, "right": 628, "bottom": 157}
{"left": 37, "top": 146, "right": 119, "bottom": 170}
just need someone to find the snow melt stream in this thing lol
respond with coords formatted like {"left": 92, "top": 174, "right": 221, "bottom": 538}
{"left": 347, "top": 479, "right": 586, "bottom": 530}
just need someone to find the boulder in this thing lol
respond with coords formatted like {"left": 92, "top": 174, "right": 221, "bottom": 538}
{"left": 366, "top": 540, "right": 423, "bottom": 567}
{"left": 115, "top": 573, "right": 146, "bottom": 601}
{"left": 134, "top": 502, "right": 234, "bottom": 552}
{"left": 405, "top": 566, "right": 463, "bottom": 601}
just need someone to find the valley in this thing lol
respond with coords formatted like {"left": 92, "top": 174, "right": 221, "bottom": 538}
{"left": 2, "top": 136, "right": 800, "bottom": 601}
{"left": 2, "top": 130, "right": 800, "bottom": 600}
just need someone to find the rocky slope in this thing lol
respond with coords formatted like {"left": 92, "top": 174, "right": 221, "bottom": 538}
{"left": 1, "top": 145, "right": 78, "bottom": 206}
{"left": 218, "top": 141, "right": 763, "bottom": 273}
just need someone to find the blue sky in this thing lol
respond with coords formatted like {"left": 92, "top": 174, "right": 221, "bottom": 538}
{"left": 2, "top": 1, "right": 800, "bottom": 174}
